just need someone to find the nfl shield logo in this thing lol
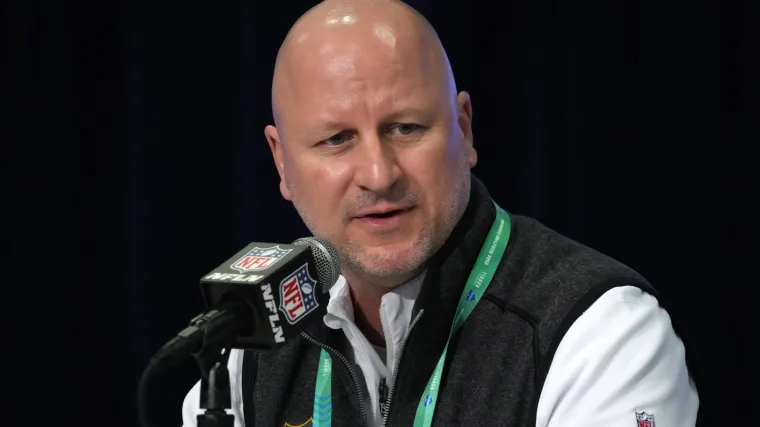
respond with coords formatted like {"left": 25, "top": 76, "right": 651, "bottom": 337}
{"left": 465, "top": 290, "right": 476, "bottom": 303}
{"left": 231, "top": 246, "right": 291, "bottom": 273}
{"left": 636, "top": 412, "right": 655, "bottom": 427}
{"left": 279, "top": 263, "right": 319, "bottom": 324}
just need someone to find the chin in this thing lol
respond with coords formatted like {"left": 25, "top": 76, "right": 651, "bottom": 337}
{"left": 349, "top": 240, "right": 432, "bottom": 280}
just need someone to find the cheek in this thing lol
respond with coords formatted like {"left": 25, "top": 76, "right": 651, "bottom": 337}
{"left": 287, "top": 154, "right": 349, "bottom": 189}
{"left": 286, "top": 156, "right": 353, "bottom": 220}
{"left": 403, "top": 137, "right": 464, "bottom": 202}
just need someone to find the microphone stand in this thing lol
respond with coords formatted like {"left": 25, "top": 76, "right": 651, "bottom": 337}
{"left": 194, "top": 345, "right": 235, "bottom": 427}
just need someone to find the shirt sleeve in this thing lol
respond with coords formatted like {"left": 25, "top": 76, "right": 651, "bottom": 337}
{"left": 536, "top": 285, "right": 699, "bottom": 427}
{"left": 181, "top": 348, "right": 246, "bottom": 427}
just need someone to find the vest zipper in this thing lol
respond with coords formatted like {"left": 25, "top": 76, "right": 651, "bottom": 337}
{"left": 300, "top": 331, "right": 369, "bottom": 427}
{"left": 379, "top": 304, "right": 392, "bottom": 419}
{"left": 381, "top": 309, "right": 425, "bottom": 427}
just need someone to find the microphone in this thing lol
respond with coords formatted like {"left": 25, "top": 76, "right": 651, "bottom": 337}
{"left": 148, "top": 236, "right": 340, "bottom": 370}
{"left": 138, "top": 237, "right": 340, "bottom": 427}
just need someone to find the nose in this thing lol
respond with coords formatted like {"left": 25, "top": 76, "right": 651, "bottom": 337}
{"left": 352, "top": 134, "right": 401, "bottom": 194}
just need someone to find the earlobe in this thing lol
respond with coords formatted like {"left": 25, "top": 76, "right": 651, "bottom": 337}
{"left": 279, "top": 180, "right": 292, "bottom": 201}
{"left": 264, "top": 125, "right": 292, "bottom": 201}
{"left": 467, "top": 145, "right": 478, "bottom": 168}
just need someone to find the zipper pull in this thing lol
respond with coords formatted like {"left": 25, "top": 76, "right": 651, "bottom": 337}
{"left": 379, "top": 377, "right": 390, "bottom": 419}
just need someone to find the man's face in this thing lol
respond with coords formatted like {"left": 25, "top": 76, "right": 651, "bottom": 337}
{"left": 267, "top": 29, "right": 475, "bottom": 284}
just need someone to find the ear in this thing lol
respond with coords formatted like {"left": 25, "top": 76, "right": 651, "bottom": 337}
{"left": 456, "top": 91, "right": 477, "bottom": 168}
{"left": 264, "top": 125, "right": 292, "bottom": 201}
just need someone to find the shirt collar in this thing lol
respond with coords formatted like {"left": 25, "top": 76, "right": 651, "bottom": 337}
{"left": 323, "top": 272, "right": 425, "bottom": 335}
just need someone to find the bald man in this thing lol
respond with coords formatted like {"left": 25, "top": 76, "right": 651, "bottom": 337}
{"left": 182, "top": 1, "right": 699, "bottom": 426}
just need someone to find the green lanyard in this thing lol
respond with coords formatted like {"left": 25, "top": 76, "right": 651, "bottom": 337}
{"left": 313, "top": 203, "right": 512, "bottom": 427}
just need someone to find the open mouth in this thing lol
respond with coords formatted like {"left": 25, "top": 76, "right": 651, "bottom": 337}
{"left": 357, "top": 206, "right": 414, "bottom": 223}
{"left": 364, "top": 209, "right": 405, "bottom": 219}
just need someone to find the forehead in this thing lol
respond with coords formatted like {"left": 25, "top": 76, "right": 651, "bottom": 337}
{"left": 279, "top": 26, "right": 445, "bottom": 130}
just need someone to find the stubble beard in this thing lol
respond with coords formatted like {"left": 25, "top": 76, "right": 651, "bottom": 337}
{"left": 287, "top": 159, "right": 471, "bottom": 287}
{"left": 290, "top": 191, "right": 438, "bottom": 285}
{"left": 340, "top": 226, "right": 437, "bottom": 284}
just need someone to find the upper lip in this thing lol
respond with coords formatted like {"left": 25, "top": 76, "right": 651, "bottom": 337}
{"left": 355, "top": 205, "right": 412, "bottom": 217}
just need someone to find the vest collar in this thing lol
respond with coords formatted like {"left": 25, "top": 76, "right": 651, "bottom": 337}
{"left": 412, "top": 173, "right": 496, "bottom": 317}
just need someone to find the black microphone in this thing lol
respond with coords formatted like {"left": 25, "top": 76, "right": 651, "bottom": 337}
{"left": 138, "top": 237, "right": 340, "bottom": 427}
{"left": 148, "top": 237, "right": 340, "bottom": 370}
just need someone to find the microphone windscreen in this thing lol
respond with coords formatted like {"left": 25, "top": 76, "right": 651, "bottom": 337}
{"left": 293, "top": 237, "right": 341, "bottom": 293}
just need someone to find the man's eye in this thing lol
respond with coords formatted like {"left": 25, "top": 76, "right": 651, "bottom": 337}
{"left": 390, "top": 123, "right": 422, "bottom": 136}
{"left": 323, "top": 132, "right": 352, "bottom": 146}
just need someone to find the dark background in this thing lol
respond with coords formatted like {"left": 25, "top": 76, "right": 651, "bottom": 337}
{"left": 6, "top": 0, "right": 758, "bottom": 426}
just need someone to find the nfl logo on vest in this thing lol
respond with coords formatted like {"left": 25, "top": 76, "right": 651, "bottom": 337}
{"left": 636, "top": 411, "right": 655, "bottom": 427}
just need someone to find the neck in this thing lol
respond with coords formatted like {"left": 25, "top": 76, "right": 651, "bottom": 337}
{"left": 350, "top": 286, "right": 385, "bottom": 346}
{"left": 344, "top": 270, "right": 416, "bottom": 347}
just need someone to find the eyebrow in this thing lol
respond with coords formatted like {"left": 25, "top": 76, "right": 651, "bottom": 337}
{"left": 383, "top": 106, "right": 430, "bottom": 122}
{"left": 310, "top": 121, "right": 348, "bottom": 137}
{"left": 309, "top": 107, "right": 432, "bottom": 136}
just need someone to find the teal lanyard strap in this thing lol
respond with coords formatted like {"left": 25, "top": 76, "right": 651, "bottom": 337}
{"left": 412, "top": 203, "right": 511, "bottom": 426}
{"left": 312, "top": 203, "right": 512, "bottom": 427}
{"left": 313, "top": 350, "right": 332, "bottom": 427}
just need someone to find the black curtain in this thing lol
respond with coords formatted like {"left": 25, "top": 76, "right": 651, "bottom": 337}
{"left": 6, "top": 1, "right": 757, "bottom": 426}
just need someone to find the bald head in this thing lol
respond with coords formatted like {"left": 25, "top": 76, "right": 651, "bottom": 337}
{"left": 264, "top": 0, "right": 475, "bottom": 288}
{"left": 271, "top": 0, "right": 457, "bottom": 131}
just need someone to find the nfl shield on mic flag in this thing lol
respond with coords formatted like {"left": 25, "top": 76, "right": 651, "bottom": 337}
{"left": 199, "top": 241, "right": 331, "bottom": 349}
{"left": 230, "top": 246, "right": 293, "bottom": 273}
